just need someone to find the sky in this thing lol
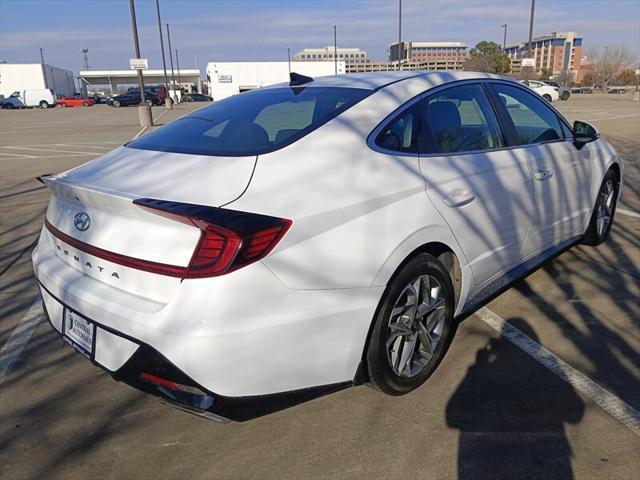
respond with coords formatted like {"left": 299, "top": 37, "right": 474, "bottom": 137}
{"left": 0, "top": 0, "right": 638, "bottom": 74}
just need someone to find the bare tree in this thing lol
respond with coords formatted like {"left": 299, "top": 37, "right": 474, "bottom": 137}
{"left": 586, "top": 46, "right": 636, "bottom": 92}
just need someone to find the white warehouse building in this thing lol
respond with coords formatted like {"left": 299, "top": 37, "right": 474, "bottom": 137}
{"left": 206, "top": 61, "right": 345, "bottom": 100}
{"left": 0, "top": 63, "right": 75, "bottom": 98}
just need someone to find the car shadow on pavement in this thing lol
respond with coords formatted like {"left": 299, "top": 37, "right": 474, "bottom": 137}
{"left": 446, "top": 317, "right": 584, "bottom": 480}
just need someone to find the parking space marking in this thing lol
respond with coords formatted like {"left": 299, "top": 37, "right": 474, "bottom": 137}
{"left": 618, "top": 208, "right": 640, "bottom": 219}
{"left": 4, "top": 146, "right": 104, "bottom": 155}
{"left": 588, "top": 114, "right": 639, "bottom": 122}
{"left": 0, "top": 299, "right": 43, "bottom": 385}
{"left": 477, "top": 307, "right": 640, "bottom": 436}
{"left": 0, "top": 152, "right": 36, "bottom": 158}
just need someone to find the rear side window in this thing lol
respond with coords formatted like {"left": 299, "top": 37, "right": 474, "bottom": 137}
{"left": 421, "top": 84, "right": 504, "bottom": 154}
{"left": 492, "top": 83, "right": 564, "bottom": 145}
{"left": 375, "top": 101, "right": 422, "bottom": 153}
{"left": 127, "top": 87, "right": 371, "bottom": 156}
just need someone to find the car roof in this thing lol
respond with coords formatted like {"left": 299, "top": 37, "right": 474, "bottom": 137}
{"left": 268, "top": 70, "right": 514, "bottom": 91}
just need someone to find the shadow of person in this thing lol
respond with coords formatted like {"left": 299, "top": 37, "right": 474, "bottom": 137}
{"left": 446, "top": 317, "right": 585, "bottom": 480}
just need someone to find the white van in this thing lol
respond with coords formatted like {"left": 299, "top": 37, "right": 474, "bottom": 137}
{"left": 1, "top": 89, "right": 57, "bottom": 109}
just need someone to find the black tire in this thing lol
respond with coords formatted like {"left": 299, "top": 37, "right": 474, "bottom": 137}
{"left": 39, "top": 101, "right": 49, "bottom": 109}
{"left": 145, "top": 99, "right": 153, "bottom": 106}
{"left": 560, "top": 91, "right": 570, "bottom": 100}
{"left": 582, "top": 169, "right": 619, "bottom": 246}
{"left": 60, "top": 103, "right": 67, "bottom": 108}
{"left": 366, "top": 253, "right": 456, "bottom": 396}
{"left": 112, "top": 100, "right": 121, "bottom": 108}
{"left": 4, "top": 103, "right": 14, "bottom": 109}
{"left": 543, "top": 94, "right": 552, "bottom": 102}
{"left": 83, "top": 101, "right": 89, "bottom": 106}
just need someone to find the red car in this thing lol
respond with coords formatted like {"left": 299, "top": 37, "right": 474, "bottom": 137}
{"left": 56, "top": 96, "right": 95, "bottom": 107}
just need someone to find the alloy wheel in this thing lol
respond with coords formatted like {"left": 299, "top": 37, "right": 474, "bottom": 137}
{"left": 386, "top": 274, "right": 446, "bottom": 378}
{"left": 596, "top": 179, "right": 615, "bottom": 236}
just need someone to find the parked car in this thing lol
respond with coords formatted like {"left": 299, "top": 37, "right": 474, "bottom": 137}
{"left": 56, "top": 96, "right": 95, "bottom": 107}
{"left": 570, "top": 86, "right": 594, "bottom": 94}
{"left": 183, "top": 93, "right": 213, "bottom": 102}
{"left": 1, "top": 89, "right": 56, "bottom": 109}
{"left": 108, "top": 91, "right": 159, "bottom": 107}
{"left": 127, "top": 86, "right": 167, "bottom": 103}
{"left": 33, "top": 72, "right": 622, "bottom": 421}
{"left": 520, "top": 80, "right": 560, "bottom": 102}
{"left": 544, "top": 81, "right": 571, "bottom": 100}
{"left": 608, "top": 88, "right": 627, "bottom": 94}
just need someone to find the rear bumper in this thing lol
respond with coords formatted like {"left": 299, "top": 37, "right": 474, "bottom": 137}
{"left": 33, "top": 228, "right": 383, "bottom": 399}
{"left": 38, "top": 282, "right": 352, "bottom": 421}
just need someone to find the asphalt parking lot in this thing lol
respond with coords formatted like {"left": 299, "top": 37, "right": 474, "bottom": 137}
{"left": 0, "top": 94, "right": 639, "bottom": 479}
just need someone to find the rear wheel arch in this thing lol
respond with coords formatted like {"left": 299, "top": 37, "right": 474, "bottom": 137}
{"left": 356, "top": 241, "right": 463, "bottom": 383}
{"left": 392, "top": 242, "right": 462, "bottom": 308}
{"left": 609, "top": 162, "right": 621, "bottom": 182}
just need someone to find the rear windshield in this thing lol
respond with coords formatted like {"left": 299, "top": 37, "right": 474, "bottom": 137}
{"left": 127, "top": 86, "right": 372, "bottom": 156}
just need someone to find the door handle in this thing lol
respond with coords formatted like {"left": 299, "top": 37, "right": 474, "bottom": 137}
{"left": 534, "top": 169, "right": 554, "bottom": 181}
{"left": 443, "top": 189, "right": 476, "bottom": 208}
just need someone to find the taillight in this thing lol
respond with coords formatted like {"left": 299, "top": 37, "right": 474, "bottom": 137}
{"left": 133, "top": 198, "right": 292, "bottom": 278}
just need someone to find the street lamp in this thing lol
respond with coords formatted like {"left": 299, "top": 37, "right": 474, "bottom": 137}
{"left": 166, "top": 23, "right": 177, "bottom": 102}
{"left": 333, "top": 25, "right": 338, "bottom": 75}
{"left": 128, "top": 0, "right": 152, "bottom": 127}
{"left": 40, "top": 48, "right": 48, "bottom": 89}
{"left": 155, "top": 0, "right": 172, "bottom": 109}
{"left": 398, "top": 0, "right": 402, "bottom": 71}
{"left": 524, "top": 0, "right": 536, "bottom": 81}
{"left": 501, "top": 24, "right": 507, "bottom": 51}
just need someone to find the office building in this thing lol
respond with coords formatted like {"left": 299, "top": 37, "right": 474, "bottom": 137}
{"left": 293, "top": 46, "right": 369, "bottom": 64}
{"left": 388, "top": 41, "right": 467, "bottom": 69}
{"left": 505, "top": 31, "right": 583, "bottom": 80}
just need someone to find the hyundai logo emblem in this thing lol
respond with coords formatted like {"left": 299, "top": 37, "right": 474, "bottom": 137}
{"left": 73, "top": 212, "right": 91, "bottom": 231}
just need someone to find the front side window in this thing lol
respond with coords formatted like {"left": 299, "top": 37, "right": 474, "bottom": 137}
{"left": 127, "top": 87, "right": 371, "bottom": 156}
{"left": 492, "top": 83, "right": 564, "bottom": 145}
{"left": 421, "top": 84, "right": 504, "bottom": 154}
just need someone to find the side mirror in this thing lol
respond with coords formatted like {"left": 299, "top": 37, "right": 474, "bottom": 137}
{"left": 573, "top": 120, "right": 599, "bottom": 148}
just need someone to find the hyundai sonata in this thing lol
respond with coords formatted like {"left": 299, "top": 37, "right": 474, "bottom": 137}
{"left": 33, "top": 71, "right": 622, "bottom": 421}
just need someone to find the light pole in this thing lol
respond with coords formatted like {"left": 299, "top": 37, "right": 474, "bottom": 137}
{"left": 155, "top": 0, "right": 172, "bottom": 109}
{"left": 166, "top": 23, "right": 177, "bottom": 102}
{"left": 333, "top": 25, "right": 338, "bottom": 75}
{"left": 524, "top": 0, "right": 536, "bottom": 81}
{"left": 40, "top": 48, "right": 48, "bottom": 89}
{"left": 194, "top": 55, "right": 200, "bottom": 93}
{"left": 128, "top": 0, "right": 152, "bottom": 127}
{"left": 176, "top": 48, "right": 182, "bottom": 93}
{"left": 501, "top": 24, "right": 507, "bottom": 51}
{"left": 287, "top": 47, "right": 291, "bottom": 74}
{"left": 398, "top": 0, "right": 402, "bottom": 71}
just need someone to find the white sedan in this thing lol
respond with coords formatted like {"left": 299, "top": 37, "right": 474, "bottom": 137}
{"left": 33, "top": 71, "right": 622, "bottom": 421}
{"left": 521, "top": 79, "right": 560, "bottom": 102}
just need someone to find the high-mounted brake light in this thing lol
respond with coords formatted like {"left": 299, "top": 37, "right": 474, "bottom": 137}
{"left": 133, "top": 198, "right": 292, "bottom": 279}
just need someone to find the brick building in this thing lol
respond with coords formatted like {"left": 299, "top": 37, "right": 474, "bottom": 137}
{"left": 505, "top": 32, "right": 583, "bottom": 81}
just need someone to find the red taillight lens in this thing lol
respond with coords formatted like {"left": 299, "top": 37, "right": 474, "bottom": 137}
{"left": 134, "top": 198, "right": 292, "bottom": 279}
{"left": 186, "top": 223, "right": 242, "bottom": 278}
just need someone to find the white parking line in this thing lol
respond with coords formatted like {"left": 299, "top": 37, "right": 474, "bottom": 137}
{"left": 0, "top": 153, "right": 98, "bottom": 161}
{"left": 477, "top": 307, "right": 640, "bottom": 436}
{"left": 0, "top": 152, "right": 36, "bottom": 158}
{"left": 4, "top": 146, "right": 102, "bottom": 155}
{"left": 0, "top": 299, "right": 43, "bottom": 385}
{"left": 588, "top": 114, "right": 639, "bottom": 122}
{"left": 618, "top": 208, "right": 640, "bottom": 219}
